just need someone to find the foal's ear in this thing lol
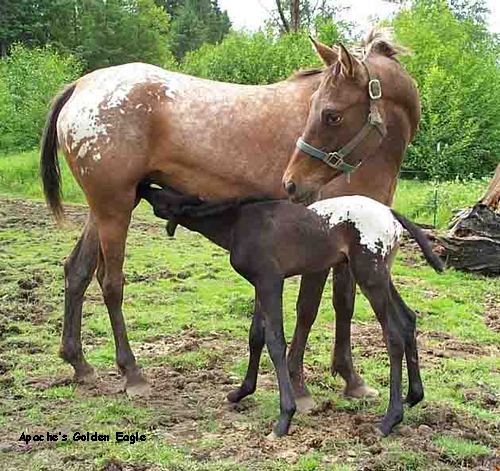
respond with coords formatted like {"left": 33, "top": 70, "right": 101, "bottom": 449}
{"left": 310, "top": 36, "right": 337, "bottom": 67}
{"left": 338, "top": 42, "right": 359, "bottom": 77}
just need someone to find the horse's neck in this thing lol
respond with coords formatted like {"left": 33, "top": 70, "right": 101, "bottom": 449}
{"left": 177, "top": 213, "right": 238, "bottom": 250}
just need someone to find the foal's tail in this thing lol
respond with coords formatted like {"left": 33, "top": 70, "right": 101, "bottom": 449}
{"left": 40, "top": 82, "right": 77, "bottom": 223}
{"left": 391, "top": 210, "right": 444, "bottom": 273}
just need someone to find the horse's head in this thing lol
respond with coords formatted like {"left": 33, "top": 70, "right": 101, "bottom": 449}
{"left": 282, "top": 38, "right": 389, "bottom": 203}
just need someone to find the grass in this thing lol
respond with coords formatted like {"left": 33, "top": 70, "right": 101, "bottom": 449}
{"left": 0, "top": 149, "right": 499, "bottom": 470}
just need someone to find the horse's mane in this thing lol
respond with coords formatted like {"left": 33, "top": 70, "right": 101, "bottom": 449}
{"left": 289, "top": 26, "right": 412, "bottom": 81}
{"left": 360, "top": 26, "right": 412, "bottom": 60}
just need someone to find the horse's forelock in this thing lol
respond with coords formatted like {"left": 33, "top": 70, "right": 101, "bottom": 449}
{"left": 362, "top": 26, "right": 413, "bottom": 59}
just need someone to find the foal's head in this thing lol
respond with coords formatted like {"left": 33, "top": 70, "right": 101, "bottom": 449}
{"left": 282, "top": 38, "right": 389, "bottom": 203}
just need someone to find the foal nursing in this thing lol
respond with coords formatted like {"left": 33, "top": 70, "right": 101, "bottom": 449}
{"left": 140, "top": 185, "right": 443, "bottom": 437}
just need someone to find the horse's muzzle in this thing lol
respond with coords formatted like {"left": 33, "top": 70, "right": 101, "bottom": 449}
{"left": 284, "top": 180, "right": 297, "bottom": 196}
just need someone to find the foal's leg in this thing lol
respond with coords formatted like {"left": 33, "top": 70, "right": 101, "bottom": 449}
{"left": 389, "top": 281, "right": 424, "bottom": 407}
{"left": 356, "top": 271, "right": 405, "bottom": 435}
{"left": 256, "top": 278, "right": 296, "bottom": 437}
{"left": 331, "top": 263, "right": 378, "bottom": 398}
{"left": 287, "top": 270, "right": 329, "bottom": 413}
{"left": 227, "top": 293, "right": 265, "bottom": 403}
{"left": 59, "top": 214, "right": 99, "bottom": 382}
{"left": 94, "top": 198, "right": 150, "bottom": 396}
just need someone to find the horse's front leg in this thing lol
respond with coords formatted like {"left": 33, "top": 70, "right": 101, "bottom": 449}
{"left": 59, "top": 214, "right": 99, "bottom": 382}
{"left": 256, "top": 277, "right": 296, "bottom": 438}
{"left": 331, "top": 262, "right": 379, "bottom": 398}
{"left": 287, "top": 270, "right": 329, "bottom": 413}
{"left": 227, "top": 292, "right": 265, "bottom": 403}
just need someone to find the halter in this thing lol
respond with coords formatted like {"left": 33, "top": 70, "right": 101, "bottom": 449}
{"left": 296, "top": 62, "right": 386, "bottom": 181}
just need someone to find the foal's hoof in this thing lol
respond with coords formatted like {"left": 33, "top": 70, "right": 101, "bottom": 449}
{"left": 126, "top": 380, "right": 152, "bottom": 398}
{"left": 266, "top": 431, "right": 280, "bottom": 441}
{"left": 404, "top": 390, "right": 424, "bottom": 407}
{"left": 344, "top": 383, "right": 379, "bottom": 399}
{"left": 295, "top": 394, "right": 316, "bottom": 414}
{"left": 74, "top": 367, "right": 98, "bottom": 384}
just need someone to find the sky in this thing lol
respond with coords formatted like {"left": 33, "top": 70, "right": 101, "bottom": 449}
{"left": 218, "top": 0, "right": 500, "bottom": 34}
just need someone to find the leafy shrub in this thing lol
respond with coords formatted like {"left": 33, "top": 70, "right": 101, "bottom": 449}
{"left": 0, "top": 44, "right": 82, "bottom": 152}
{"left": 394, "top": 0, "right": 500, "bottom": 178}
{"left": 178, "top": 20, "right": 351, "bottom": 84}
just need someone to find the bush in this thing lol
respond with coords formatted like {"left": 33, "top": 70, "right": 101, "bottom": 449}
{"left": 394, "top": 0, "right": 500, "bottom": 178}
{"left": 0, "top": 44, "right": 82, "bottom": 152}
{"left": 178, "top": 20, "right": 351, "bottom": 85}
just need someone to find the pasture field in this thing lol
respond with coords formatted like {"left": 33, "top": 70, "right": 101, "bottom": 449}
{"left": 0, "top": 154, "right": 499, "bottom": 471}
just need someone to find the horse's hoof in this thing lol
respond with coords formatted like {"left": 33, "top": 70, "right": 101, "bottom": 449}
{"left": 344, "top": 383, "right": 379, "bottom": 399}
{"left": 226, "top": 390, "right": 239, "bottom": 403}
{"left": 266, "top": 431, "right": 280, "bottom": 441}
{"left": 74, "top": 367, "right": 98, "bottom": 384}
{"left": 404, "top": 390, "right": 424, "bottom": 407}
{"left": 126, "top": 380, "right": 152, "bottom": 398}
{"left": 295, "top": 394, "right": 316, "bottom": 414}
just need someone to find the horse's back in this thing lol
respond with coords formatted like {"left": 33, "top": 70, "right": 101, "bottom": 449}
{"left": 55, "top": 62, "right": 309, "bottom": 200}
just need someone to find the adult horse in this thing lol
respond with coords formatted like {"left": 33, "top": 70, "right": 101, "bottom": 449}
{"left": 40, "top": 28, "right": 420, "bottom": 406}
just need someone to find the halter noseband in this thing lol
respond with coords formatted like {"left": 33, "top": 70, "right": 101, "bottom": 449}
{"left": 296, "top": 62, "right": 386, "bottom": 181}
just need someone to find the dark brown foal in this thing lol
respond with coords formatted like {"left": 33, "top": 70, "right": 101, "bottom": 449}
{"left": 139, "top": 185, "right": 443, "bottom": 437}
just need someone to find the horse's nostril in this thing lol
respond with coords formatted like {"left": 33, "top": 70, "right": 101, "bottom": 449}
{"left": 285, "top": 181, "right": 296, "bottom": 195}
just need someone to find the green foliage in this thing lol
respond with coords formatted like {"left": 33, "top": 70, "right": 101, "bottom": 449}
{"left": 180, "top": 20, "right": 349, "bottom": 85}
{"left": 47, "top": 0, "right": 174, "bottom": 72}
{"left": 0, "top": 44, "right": 82, "bottom": 152}
{"left": 0, "top": 0, "right": 53, "bottom": 54}
{"left": 168, "top": 0, "right": 231, "bottom": 60}
{"left": 394, "top": 0, "right": 500, "bottom": 178}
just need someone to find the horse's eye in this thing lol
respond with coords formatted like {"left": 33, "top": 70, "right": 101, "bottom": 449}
{"left": 323, "top": 111, "right": 343, "bottom": 126}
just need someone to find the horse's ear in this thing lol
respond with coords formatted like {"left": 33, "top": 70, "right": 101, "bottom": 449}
{"left": 310, "top": 36, "right": 337, "bottom": 67}
{"left": 338, "top": 42, "right": 358, "bottom": 77}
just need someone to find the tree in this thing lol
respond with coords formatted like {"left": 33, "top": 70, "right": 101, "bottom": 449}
{"left": 47, "top": 0, "right": 173, "bottom": 72}
{"left": 393, "top": 0, "right": 500, "bottom": 178}
{"left": 168, "top": 0, "right": 231, "bottom": 60}
{"left": 0, "top": 0, "right": 53, "bottom": 56}
{"left": 270, "top": 0, "right": 349, "bottom": 34}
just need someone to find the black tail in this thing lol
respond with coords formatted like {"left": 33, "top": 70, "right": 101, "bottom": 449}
{"left": 40, "top": 82, "right": 77, "bottom": 223}
{"left": 391, "top": 209, "right": 444, "bottom": 273}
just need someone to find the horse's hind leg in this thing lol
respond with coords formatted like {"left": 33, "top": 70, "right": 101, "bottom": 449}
{"left": 287, "top": 269, "right": 329, "bottom": 413}
{"left": 355, "top": 267, "right": 405, "bottom": 435}
{"left": 331, "top": 263, "right": 378, "bottom": 398}
{"left": 60, "top": 214, "right": 99, "bottom": 382}
{"left": 227, "top": 293, "right": 265, "bottom": 403}
{"left": 389, "top": 281, "right": 424, "bottom": 406}
{"left": 94, "top": 197, "right": 150, "bottom": 397}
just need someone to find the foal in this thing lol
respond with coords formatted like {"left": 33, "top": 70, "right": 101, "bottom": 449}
{"left": 138, "top": 185, "right": 443, "bottom": 437}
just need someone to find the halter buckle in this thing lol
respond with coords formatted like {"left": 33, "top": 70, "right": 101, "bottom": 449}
{"left": 325, "top": 152, "right": 341, "bottom": 167}
{"left": 368, "top": 79, "right": 382, "bottom": 100}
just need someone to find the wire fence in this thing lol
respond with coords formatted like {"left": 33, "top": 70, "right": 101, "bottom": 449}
{"left": 395, "top": 170, "right": 495, "bottom": 229}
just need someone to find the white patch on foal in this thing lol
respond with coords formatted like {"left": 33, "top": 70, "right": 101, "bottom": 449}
{"left": 309, "top": 195, "right": 402, "bottom": 258}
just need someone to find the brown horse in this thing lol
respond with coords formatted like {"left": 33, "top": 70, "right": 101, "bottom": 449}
{"left": 40, "top": 28, "right": 420, "bottom": 405}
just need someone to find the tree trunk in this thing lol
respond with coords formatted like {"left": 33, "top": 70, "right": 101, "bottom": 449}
{"left": 438, "top": 164, "right": 500, "bottom": 275}
{"left": 275, "top": 0, "right": 290, "bottom": 33}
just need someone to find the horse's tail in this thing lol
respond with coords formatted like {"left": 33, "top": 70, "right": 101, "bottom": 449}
{"left": 40, "top": 82, "right": 77, "bottom": 223}
{"left": 391, "top": 209, "right": 444, "bottom": 273}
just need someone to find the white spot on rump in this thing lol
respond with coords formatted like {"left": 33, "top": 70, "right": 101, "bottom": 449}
{"left": 57, "top": 63, "right": 184, "bottom": 158}
{"left": 308, "top": 195, "right": 402, "bottom": 257}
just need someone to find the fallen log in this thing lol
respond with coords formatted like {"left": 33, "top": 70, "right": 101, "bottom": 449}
{"left": 437, "top": 164, "right": 500, "bottom": 275}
